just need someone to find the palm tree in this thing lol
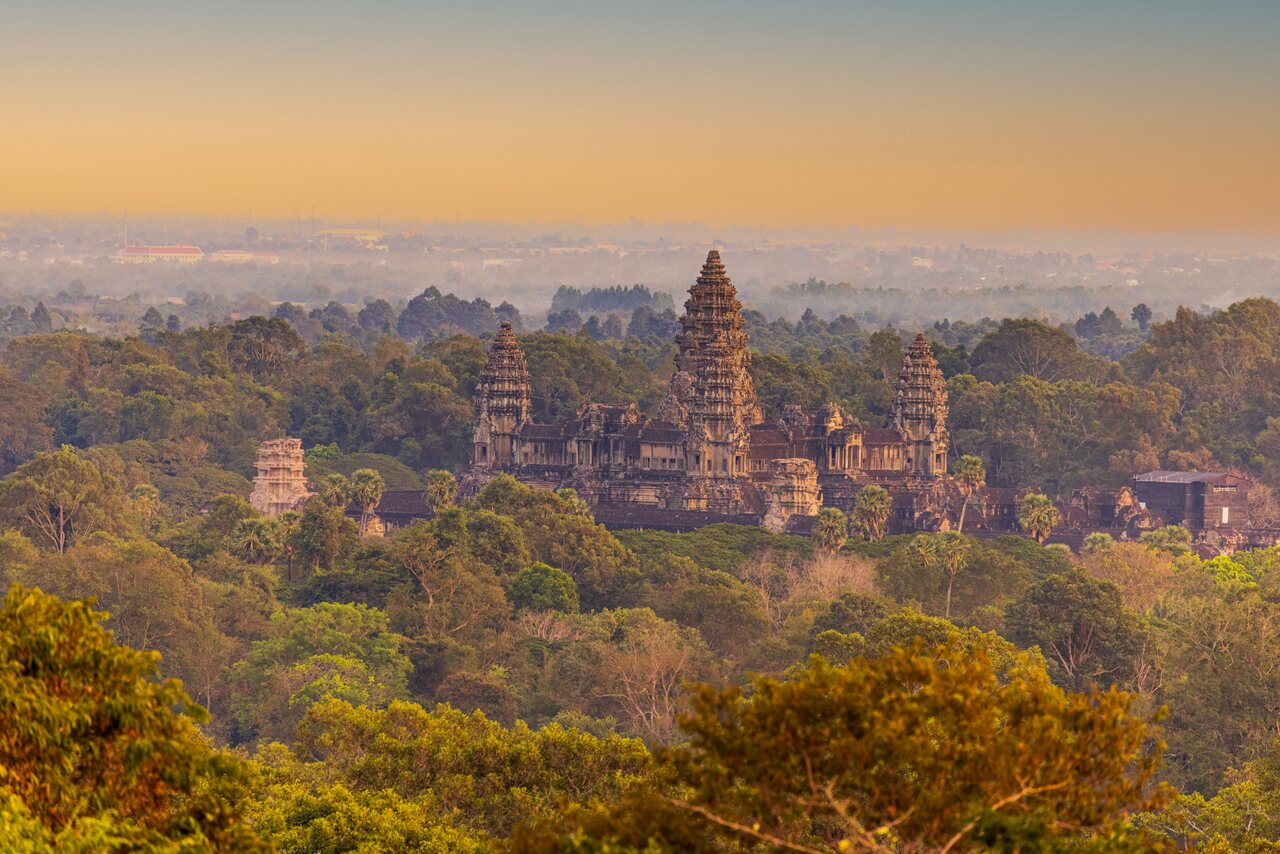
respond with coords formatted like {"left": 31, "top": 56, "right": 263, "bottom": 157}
{"left": 425, "top": 469, "right": 458, "bottom": 512}
{"left": 273, "top": 511, "right": 301, "bottom": 582}
{"left": 318, "top": 473, "right": 351, "bottom": 508}
{"left": 811, "top": 507, "right": 849, "bottom": 553}
{"left": 935, "top": 532, "right": 971, "bottom": 619}
{"left": 911, "top": 533, "right": 939, "bottom": 570}
{"left": 349, "top": 468, "right": 385, "bottom": 536}
{"left": 912, "top": 531, "right": 972, "bottom": 619}
{"left": 231, "top": 517, "right": 276, "bottom": 564}
{"left": 952, "top": 455, "right": 986, "bottom": 533}
{"left": 1018, "top": 493, "right": 1060, "bottom": 544}
{"left": 853, "top": 485, "right": 892, "bottom": 542}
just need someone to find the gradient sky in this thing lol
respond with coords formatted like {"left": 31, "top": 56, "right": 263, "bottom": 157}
{"left": 2, "top": 0, "right": 1278, "bottom": 232}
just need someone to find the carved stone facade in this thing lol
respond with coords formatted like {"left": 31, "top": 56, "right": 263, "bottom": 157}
{"left": 893, "top": 333, "right": 950, "bottom": 476}
{"left": 472, "top": 320, "right": 531, "bottom": 470}
{"left": 248, "top": 438, "right": 313, "bottom": 517}
{"left": 761, "top": 459, "right": 822, "bottom": 532}
{"left": 469, "top": 251, "right": 953, "bottom": 530}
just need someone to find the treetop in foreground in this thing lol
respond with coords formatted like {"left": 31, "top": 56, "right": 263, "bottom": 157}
{"left": 518, "top": 640, "right": 1168, "bottom": 852}
{"left": 0, "top": 584, "right": 261, "bottom": 850}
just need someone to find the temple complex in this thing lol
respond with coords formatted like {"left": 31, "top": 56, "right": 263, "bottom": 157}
{"left": 467, "top": 250, "right": 953, "bottom": 531}
{"left": 244, "top": 249, "right": 1260, "bottom": 548}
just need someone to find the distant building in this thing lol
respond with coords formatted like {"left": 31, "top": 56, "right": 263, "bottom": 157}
{"left": 1132, "top": 471, "right": 1249, "bottom": 531}
{"left": 248, "top": 438, "right": 313, "bottom": 517}
{"left": 465, "top": 251, "right": 953, "bottom": 533}
{"left": 209, "top": 249, "right": 281, "bottom": 265}
{"left": 319, "top": 228, "right": 386, "bottom": 245}
{"left": 113, "top": 245, "right": 204, "bottom": 265}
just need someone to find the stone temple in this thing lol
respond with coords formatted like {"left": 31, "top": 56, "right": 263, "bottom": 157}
{"left": 468, "top": 250, "right": 953, "bottom": 532}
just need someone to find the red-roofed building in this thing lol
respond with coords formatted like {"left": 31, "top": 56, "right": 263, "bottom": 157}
{"left": 113, "top": 244, "right": 205, "bottom": 265}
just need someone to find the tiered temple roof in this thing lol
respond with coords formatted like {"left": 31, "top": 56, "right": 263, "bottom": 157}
{"left": 476, "top": 321, "right": 531, "bottom": 421}
{"left": 660, "top": 250, "right": 762, "bottom": 429}
{"left": 892, "top": 333, "right": 948, "bottom": 438}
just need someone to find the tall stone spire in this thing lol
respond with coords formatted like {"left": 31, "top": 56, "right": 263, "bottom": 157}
{"left": 892, "top": 333, "right": 949, "bottom": 476}
{"left": 661, "top": 250, "right": 762, "bottom": 481}
{"left": 473, "top": 321, "right": 531, "bottom": 468}
{"left": 660, "top": 250, "right": 762, "bottom": 427}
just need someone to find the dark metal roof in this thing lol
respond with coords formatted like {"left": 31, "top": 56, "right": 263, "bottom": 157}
{"left": 345, "top": 489, "right": 434, "bottom": 523}
{"left": 1134, "top": 470, "right": 1230, "bottom": 484}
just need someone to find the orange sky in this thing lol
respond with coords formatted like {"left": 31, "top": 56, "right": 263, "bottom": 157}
{"left": 3, "top": 1, "right": 1277, "bottom": 233}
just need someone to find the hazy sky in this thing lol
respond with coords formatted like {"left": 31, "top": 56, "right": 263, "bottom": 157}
{"left": 2, "top": 0, "right": 1278, "bottom": 233}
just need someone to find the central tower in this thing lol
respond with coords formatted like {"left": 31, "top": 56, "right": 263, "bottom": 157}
{"left": 661, "top": 250, "right": 762, "bottom": 482}
{"left": 891, "top": 333, "right": 949, "bottom": 476}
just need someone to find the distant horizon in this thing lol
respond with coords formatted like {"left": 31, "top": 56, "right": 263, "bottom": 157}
{"left": 4, "top": 210, "right": 1278, "bottom": 257}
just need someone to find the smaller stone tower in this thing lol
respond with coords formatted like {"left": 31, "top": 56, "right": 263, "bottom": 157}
{"left": 891, "top": 334, "right": 949, "bottom": 476}
{"left": 474, "top": 321, "right": 532, "bottom": 468}
{"left": 249, "top": 437, "right": 313, "bottom": 516}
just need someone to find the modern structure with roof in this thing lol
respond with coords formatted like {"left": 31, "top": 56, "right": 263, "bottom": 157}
{"left": 467, "top": 250, "right": 952, "bottom": 531}
{"left": 1132, "top": 470, "right": 1249, "bottom": 532}
{"left": 112, "top": 244, "right": 205, "bottom": 264}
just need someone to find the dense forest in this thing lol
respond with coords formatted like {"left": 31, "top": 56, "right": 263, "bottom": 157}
{"left": 6, "top": 293, "right": 1280, "bottom": 849}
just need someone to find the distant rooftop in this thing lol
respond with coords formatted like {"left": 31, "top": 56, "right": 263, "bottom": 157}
{"left": 120, "top": 244, "right": 203, "bottom": 255}
{"left": 1134, "top": 470, "right": 1231, "bottom": 483}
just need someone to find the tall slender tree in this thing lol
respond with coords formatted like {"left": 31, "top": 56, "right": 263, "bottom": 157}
{"left": 349, "top": 468, "right": 385, "bottom": 536}
{"left": 952, "top": 454, "right": 986, "bottom": 533}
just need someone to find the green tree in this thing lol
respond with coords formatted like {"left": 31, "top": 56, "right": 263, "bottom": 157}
{"left": 852, "top": 485, "right": 892, "bottom": 542}
{"left": 0, "top": 585, "right": 261, "bottom": 849}
{"left": 1131, "top": 303, "right": 1153, "bottom": 333}
{"left": 952, "top": 454, "right": 986, "bottom": 532}
{"left": 248, "top": 777, "right": 487, "bottom": 853}
{"left": 129, "top": 482, "right": 163, "bottom": 533}
{"left": 0, "top": 366, "right": 51, "bottom": 470}
{"left": 862, "top": 329, "right": 903, "bottom": 381}
{"left": 810, "top": 507, "right": 849, "bottom": 552}
{"left": 425, "top": 469, "right": 458, "bottom": 511}
{"left": 19, "top": 535, "right": 234, "bottom": 710}
{"left": 232, "top": 517, "right": 278, "bottom": 564}
{"left": 521, "top": 640, "right": 1166, "bottom": 852}
{"left": 1005, "top": 568, "right": 1144, "bottom": 692}
{"left": 30, "top": 301, "right": 53, "bottom": 332}
{"left": 229, "top": 602, "right": 411, "bottom": 744}
{"left": 971, "top": 318, "right": 1098, "bottom": 383}
{"left": 0, "top": 447, "right": 129, "bottom": 553}
{"left": 911, "top": 531, "right": 972, "bottom": 619}
{"left": 1082, "top": 531, "right": 1115, "bottom": 555}
{"left": 1018, "top": 492, "right": 1060, "bottom": 543}
{"left": 510, "top": 561, "right": 580, "bottom": 614}
{"left": 349, "top": 467, "right": 385, "bottom": 536}
{"left": 1140, "top": 525, "right": 1193, "bottom": 556}
{"left": 0, "top": 529, "right": 37, "bottom": 586}
{"left": 273, "top": 510, "right": 302, "bottom": 581}
{"left": 290, "top": 501, "right": 358, "bottom": 576}
{"left": 317, "top": 472, "right": 352, "bottom": 508}
{"left": 268, "top": 698, "right": 650, "bottom": 841}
